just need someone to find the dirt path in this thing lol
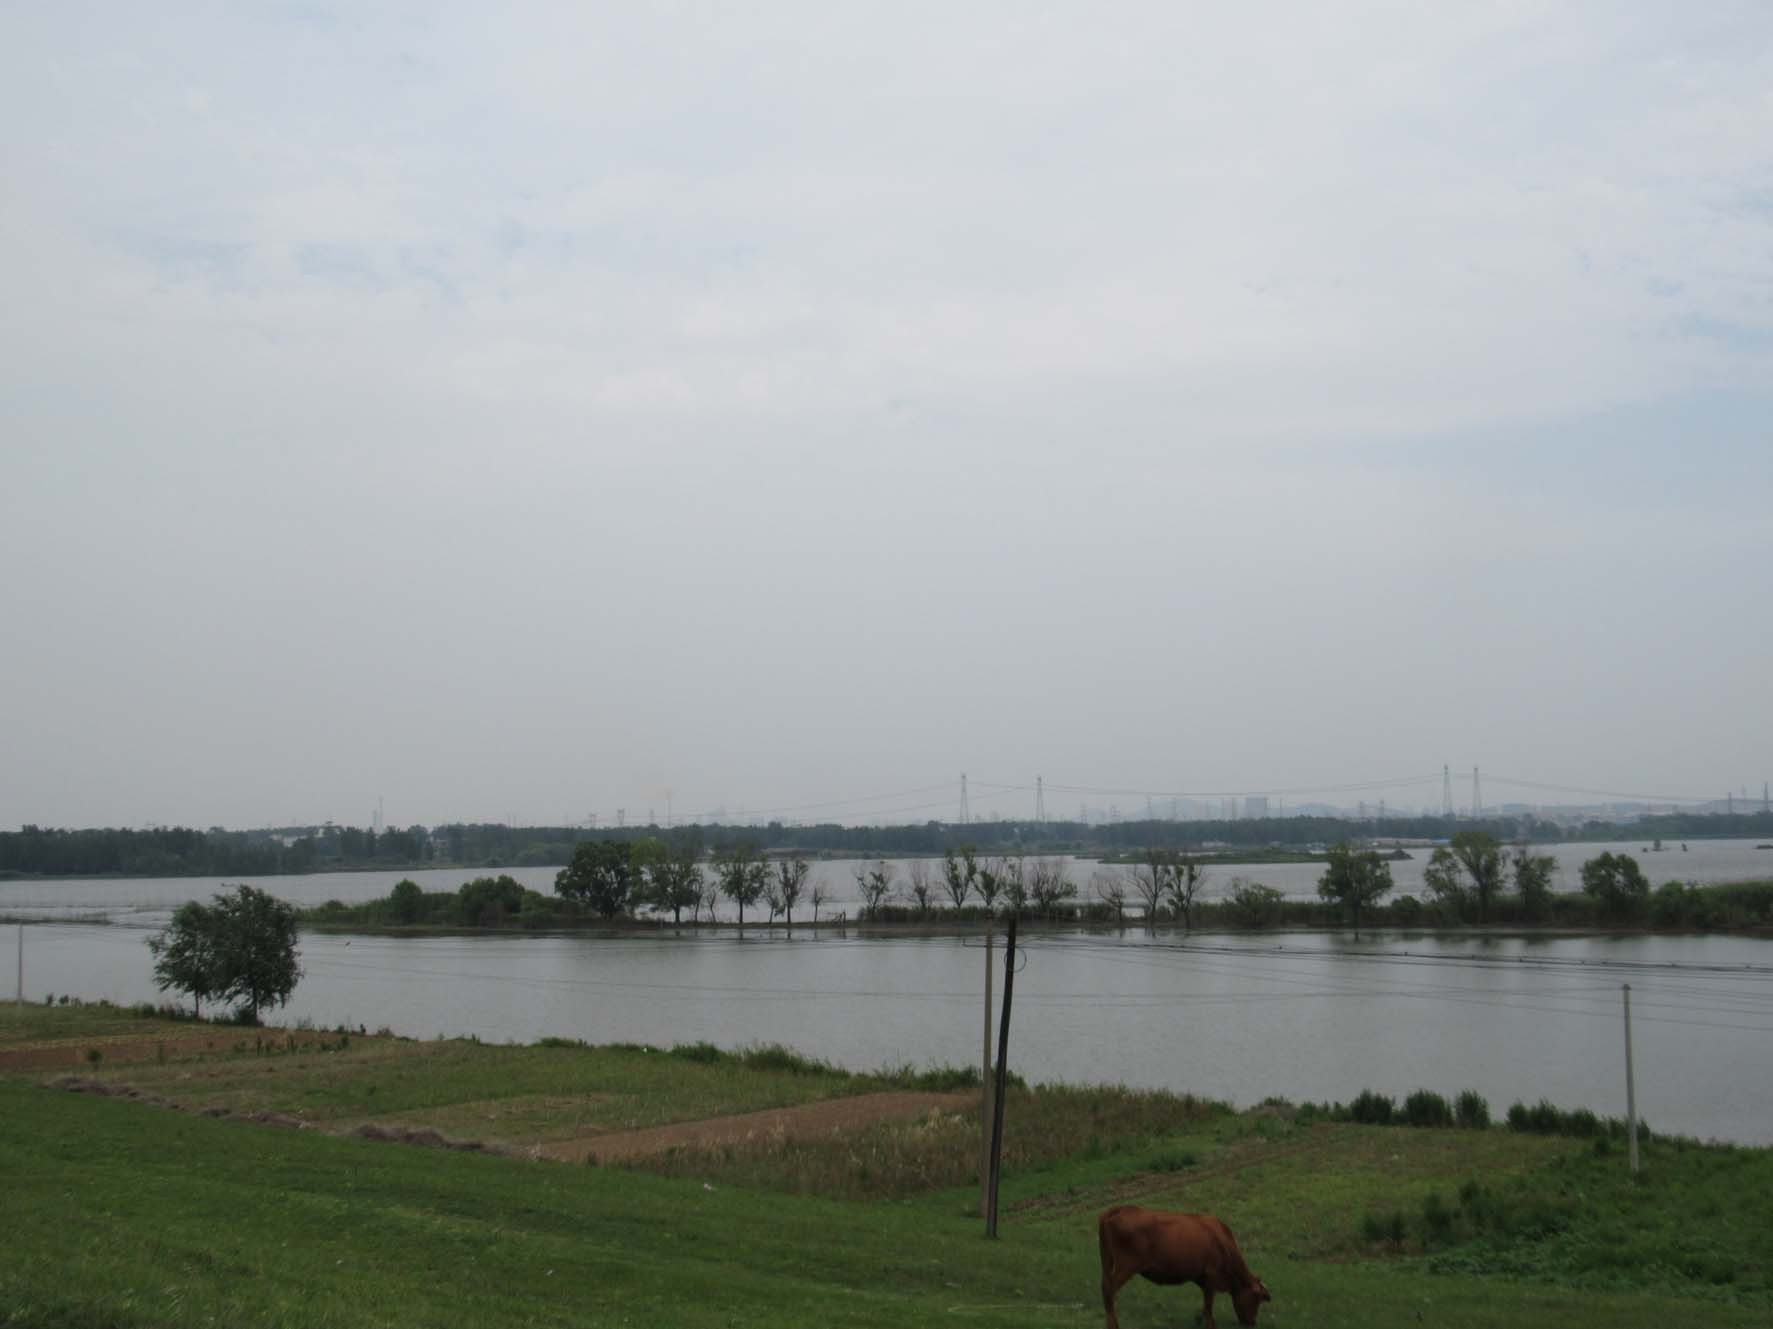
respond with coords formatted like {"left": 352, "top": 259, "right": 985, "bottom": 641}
{"left": 542, "top": 1090, "right": 975, "bottom": 1164}
{"left": 1008, "top": 1124, "right": 1345, "bottom": 1220}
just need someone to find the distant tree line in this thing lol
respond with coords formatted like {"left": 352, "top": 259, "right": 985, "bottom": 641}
{"left": 8, "top": 809, "right": 1772, "bottom": 879}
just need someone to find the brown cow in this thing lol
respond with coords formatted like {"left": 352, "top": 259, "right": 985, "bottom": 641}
{"left": 1098, "top": 1204, "right": 1271, "bottom": 1329}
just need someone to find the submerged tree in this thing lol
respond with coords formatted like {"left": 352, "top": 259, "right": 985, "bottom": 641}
{"left": 1512, "top": 843, "right": 1557, "bottom": 919}
{"left": 941, "top": 846, "right": 978, "bottom": 910}
{"left": 774, "top": 855, "right": 810, "bottom": 929}
{"left": 646, "top": 832, "right": 706, "bottom": 925}
{"left": 1580, "top": 851, "right": 1650, "bottom": 918}
{"left": 555, "top": 840, "right": 639, "bottom": 920}
{"left": 714, "top": 840, "right": 769, "bottom": 925}
{"left": 1424, "top": 831, "right": 1505, "bottom": 923}
{"left": 857, "top": 860, "right": 895, "bottom": 918}
{"left": 1317, "top": 842, "right": 1393, "bottom": 930}
{"left": 1028, "top": 857, "right": 1076, "bottom": 918}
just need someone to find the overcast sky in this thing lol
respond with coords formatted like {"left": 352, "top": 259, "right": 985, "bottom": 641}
{"left": 3, "top": 2, "right": 1770, "bottom": 830}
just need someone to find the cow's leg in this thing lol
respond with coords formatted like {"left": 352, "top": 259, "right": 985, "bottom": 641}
{"left": 1198, "top": 1282, "right": 1217, "bottom": 1329}
{"left": 1101, "top": 1258, "right": 1136, "bottom": 1329}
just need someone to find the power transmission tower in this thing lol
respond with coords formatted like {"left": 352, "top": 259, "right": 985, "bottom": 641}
{"left": 1471, "top": 766, "right": 1481, "bottom": 819}
{"left": 1442, "top": 765, "right": 1454, "bottom": 818}
{"left": 1763, "top": 782, "right": 1769, "bottom": 814}
{"left": 959, "top": 773, "right": 970, "bottom": 825}
{"left": 1035, "top": 776, "right": 1045, "bottom": 824}
{"left": 617, "top": 808, "right": 626, "bottom": 828}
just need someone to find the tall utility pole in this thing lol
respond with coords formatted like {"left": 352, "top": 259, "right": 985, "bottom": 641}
{"left": 15, "top": 924, "right": 21, "bottom": 1005}
{"left": 1035, "top": 776, "right": 1045, "bottom": 825}
{"left": 1623, "top": 984, "right": 1640, "bottom": 1174}
{"left": 1442, "top": 765, "right": 1454, "bottom": 818}
{"left": 984, "top": 914, "right": 1018, "bottom": 1238}
{"left": 979, "top": 915, "right": 994, "bottom": 1219}
{"left": 959, "top": 773, "right": 970, "bottom": 826}
{"left": 1471, "top": 766, "right": 1481, "bottom": 820}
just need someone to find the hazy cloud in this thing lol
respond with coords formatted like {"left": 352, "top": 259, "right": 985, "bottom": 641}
{"left": 3, "top": 2, "right": 1769, "bottom": 826}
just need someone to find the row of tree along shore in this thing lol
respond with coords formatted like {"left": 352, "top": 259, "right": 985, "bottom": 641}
{"left": 298, "top": 833, "right": 1773, "bottom": 934}
{"left": 8, "top": 809, "right": 1773, "bottom": 879}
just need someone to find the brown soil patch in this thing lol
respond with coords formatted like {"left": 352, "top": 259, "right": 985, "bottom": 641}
{"left": 542, "top": 1090, "right": 975, "bottom": 1164}
{"left": 0, "top": 1030, "right": 336, "bottom": 1073}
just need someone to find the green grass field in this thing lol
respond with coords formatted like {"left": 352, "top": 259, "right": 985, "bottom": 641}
{"left": 3, "top": 1004, "right": 1769, "bottom": 1328}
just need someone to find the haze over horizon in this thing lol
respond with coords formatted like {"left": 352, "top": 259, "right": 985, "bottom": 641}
{"left": 4, "top": 4, "right": 1770, "bottom": 831}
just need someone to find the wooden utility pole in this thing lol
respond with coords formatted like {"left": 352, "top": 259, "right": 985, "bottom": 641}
{"left": 14, "top": 924, "right": 21, "bottom": 1005}
{"left": 979, "top": 915, "right": 994, "bottom": 1219}
{"left": 984, "top": 914, "right": 1018, "bottom": 1238}
{"left": 1623, "top": 983, "right": 1639, "bottom": 1174}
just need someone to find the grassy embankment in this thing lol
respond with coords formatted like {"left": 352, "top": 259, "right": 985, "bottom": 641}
{"left": 3, "top": 1003, "right": 1769, "bottom": 1328}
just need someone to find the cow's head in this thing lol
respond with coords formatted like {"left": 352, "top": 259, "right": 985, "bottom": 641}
{"left": 1231, "top": 1277, "right": 1271, "bottom": 1325}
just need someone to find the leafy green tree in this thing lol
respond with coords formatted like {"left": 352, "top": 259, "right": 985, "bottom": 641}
{"left": 458, "top": 874, "right": 524, "bottom": 925}
{"left": 1581, "top": 852, "right": 1650, "bottom": 918}
{"left": 555, "top": 841, "right": 638, "bottom": 919}
{"left": 210, "top": 885, "right": 302, "bottom": 1023}
{"left": 1317, "top": 842, "right": 1393, "bottom": 930}
{"left": 1511, "top": 845, "right": 1556, "bottom": 919}
{"left": 714, "top": 840, "right": 769, "bottom": 925}
{"left": 1423, "top": 848, "right": 1470, "bottom": 919}
{"left": 1229, "top": 878, "right": 1286, "bottom": 928}
{"left": 148, "top": 886, "right": 301, "bottom": 1023}
{"left": 1451, "top": 831, "right": 1504, "bottom": 922}
{"left": 146, "top": 901, "right": 223, "bottom": 1017}
{"left": 646, "top": 832, "right": 705, "bottom": 925}
{"left": 389, "top": 878, "right": 424, "bottom": 924}
{"left": 1424, "top": 831, "right": 1504, "bottom": 922}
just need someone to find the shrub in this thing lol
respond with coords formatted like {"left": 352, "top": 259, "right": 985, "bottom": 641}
{"left": 1421, "top": 1190, "right": 1455, "bottom": 1243}
{"left": 739, "top": 1043, "right": 839, "bottom": 1077}
{"left": 669, "top": 1041, "right": 725, "bottom": 1064}
{"left": 1228, "top": 879, "right": 1287, "bottom": 928}
{"left": 1564, "top": 1107, "right": 1600, "bottom": 1138}
{"left": 390, "top": 879, "right": 424, "bottom": 924}
{"left": 1146, "top": 1149, "right": 1197, "bottom": 1173}
{"left": 1390, "top": 894, "right": 1423, "bottom": 924}
{"left": 1349, "top": 1089, "right": 1394, "bottom": 1125}
{"left": 1402, "top": 1089, "right": 1454, "bottom": 1128}
{"left": 1455, "top": 1089, "right": 1491, "bottom": 1129}
{"left": 1360, "top": 1210, "right": 1407, "bottom": 1246}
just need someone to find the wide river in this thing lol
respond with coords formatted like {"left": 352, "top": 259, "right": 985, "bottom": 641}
{"left": 5, "top": 839, "right": 1771, "bottom": 1145}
